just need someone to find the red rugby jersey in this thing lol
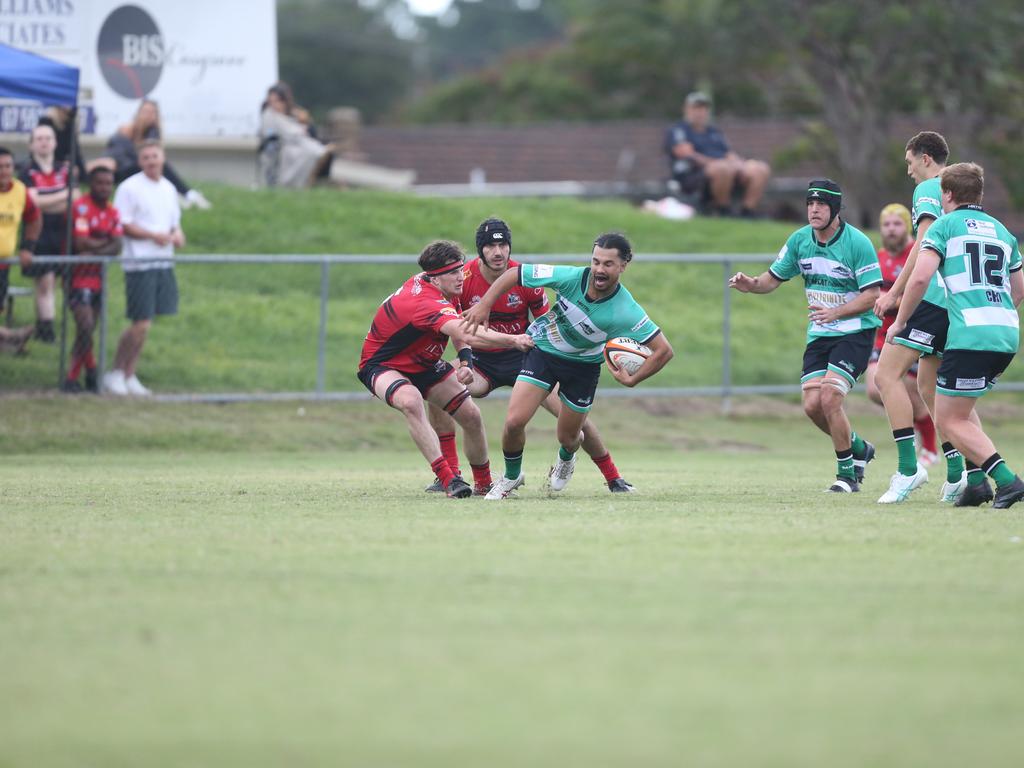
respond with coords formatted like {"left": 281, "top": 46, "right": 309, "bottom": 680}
{"left": 359, "top": 274, "right": 462, "bottom": 373}
{"left": 875, "top": 241, "right": 914, "bottom": 347}
{"left": 461, "top": 258, "right": 549, "bottom": 351}
{"left": 72, "top": 194, "right": 123, "bottom": 290}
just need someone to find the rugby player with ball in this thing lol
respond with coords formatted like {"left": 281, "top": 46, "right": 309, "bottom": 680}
{"left": 461, "top": 232, "right": 674, "bottom": 500}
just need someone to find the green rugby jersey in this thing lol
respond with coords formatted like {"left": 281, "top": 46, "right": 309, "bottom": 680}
{"left": 518, "top": 264, "right": 660, "bottom": 363}
{"left": 912, "top": 176, "right": 948, "bottom": 307}
{"left": 919, "top": 205, "right": 1022, "bottom": 353}
{"left": 769, "top": 221, "right": 883, "bottom": 342}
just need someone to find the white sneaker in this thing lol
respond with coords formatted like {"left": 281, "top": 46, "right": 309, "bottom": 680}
{"left": 919, "top": 449, "right": 940, "bottom": 467}
{"left": 547, "top": 452, "right": 577, "bottom": 492}
{"left": 186, "top": 188, "right": 212, "bottom": 210}
{"left": 103, "top": 369, "right": 128, "bottom": 396}
{"left": 125, "top": 374, "right": 152, "bottom": 396}
{"left": 877, "top": 464, "right": 929, "bottom": 504}
{"left": 484, "top": 473, "right": 525, "bottom": 500}
{"left": 940, "top": 471, "right": 968, "bottom": 503}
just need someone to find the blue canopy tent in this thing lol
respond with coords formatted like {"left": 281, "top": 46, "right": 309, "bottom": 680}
{"left": 0, "top": 43, "right": 81, "bottom": 382}
{"left": 0, "top": 43, "right": 80, "bottom": 106}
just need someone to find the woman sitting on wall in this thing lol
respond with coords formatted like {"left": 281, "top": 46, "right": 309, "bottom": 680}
{"left": 259, "top": 82, "right": 334, "bottom": 188}
{"left": 106, "top": 100, "right": 211, "bottom": 210}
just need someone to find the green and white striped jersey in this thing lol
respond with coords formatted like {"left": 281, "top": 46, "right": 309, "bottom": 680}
{"left": 912, "top": 176, "right": 948, "bottom": 308}
{"left": 919, "top": 205, "right": 1022, "bottom": 353}
{"left": 519, "top": 264, "right": 660, "bottom": 363}
{"left": 769, "top": 221, "right": 883, "bottom": 342}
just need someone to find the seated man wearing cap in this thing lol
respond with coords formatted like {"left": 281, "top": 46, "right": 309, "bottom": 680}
{"left": 664, "top": 91, "right": 772, "bottom": 217}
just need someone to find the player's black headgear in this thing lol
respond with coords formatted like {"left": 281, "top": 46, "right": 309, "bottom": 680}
{"left": 806, "top": 179, "right": 843, "bottom": 229}
{"left": 475, "top": 218, "right": 511, "bottom": 258}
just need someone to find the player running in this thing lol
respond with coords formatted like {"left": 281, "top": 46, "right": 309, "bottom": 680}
{"left": 357, "top": 240, "right": 533, "bottom": 498}
{"left": 863, "top": 203, "right": 937, "bottom": 465}
{"left": 425, "top": 218, "right": 637, "bottom": 495}
{"left": 888, "top": 162, "right": 1024, "bottom": 508}
{"left": 462, "top": 232, "right": 673, "bottom": 500}
{"left": 730, "top": 179, "right": 881, "bottom": 493}
{"left": 873, "top": 132, "right": 970, "bottom": 504}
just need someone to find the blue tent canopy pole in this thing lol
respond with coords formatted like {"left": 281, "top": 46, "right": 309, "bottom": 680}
{"left": 0, "top": 43, "right": 81, "bottom": 385}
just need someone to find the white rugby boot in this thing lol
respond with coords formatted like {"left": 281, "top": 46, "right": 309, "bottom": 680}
{"left": 484, "top": 473, "right": 525, "bottom": 500}
{"left": 877, "top": 464, "right": 929, "bottom": 504}
{"left": 939, "top": 471, "right": 968, "bottom": 504}
{"left": 547, "top": 452, "right": 577, "bottom": 492}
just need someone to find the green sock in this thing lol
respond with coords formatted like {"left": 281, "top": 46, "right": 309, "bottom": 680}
{"left": 851, "top": 431, "right": 866, "bottom": 459}
{"left": 558, "top": 445, "right": 574, "bottom": 462}
{"left": 893, "top": 428, "right": 917, "bottom": 476}
{"left": 836, "top": 449, "right": 855, "bottom": 480}
{"left": 966, "top": 462, "right": 986, "bottom": 487}
{"left": 942, "top": 442, "right": 965, "bottom": 483}
{"left": 503, "top": 450, "right": 523, "bottom": 481}
{"left": 985, "top": 454, "right": 1016, "bottom": 487}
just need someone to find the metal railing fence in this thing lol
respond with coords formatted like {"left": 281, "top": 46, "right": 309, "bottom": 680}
{"left": 5, "top": 252, "right": 1024, "bottom": 408}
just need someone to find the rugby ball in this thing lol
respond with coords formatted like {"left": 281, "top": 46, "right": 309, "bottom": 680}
{"left": 604, "top": 337, "right": 651, "bottom": 375}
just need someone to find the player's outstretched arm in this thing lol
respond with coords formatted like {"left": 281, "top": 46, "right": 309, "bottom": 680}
{"left": 460, "top": 268, "right": 521, "bottom": 334}
{"left": 1011, "top": 269, "right": 1024, "bottom": 309}
{"left": 887, "top": 250, "right": 940, "bottom": 343}
{"left": 728, "top": 270, "right": 781, "bottom": 294}
{"left": 442, "top": 320, "right": 534, "bottom": 352}
{"left": 876, "top": 218, "right": 934, "bottom": 316}
{"left": 610, "top": 333, "right": 674, "bottom": 388}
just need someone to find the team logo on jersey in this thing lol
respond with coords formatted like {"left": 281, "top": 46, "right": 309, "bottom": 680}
{"left": 412, "top": 279, "right": 423, "bottom": 295}
{"left": 965, "top": 218, "right": 997, "bottom": 237}
{"left": 831, "top": 265, "right": 853, "bottom": 278}
{"left": 469, "top": 295, "right": 482, "bottom": 306}
{"left": 506, "top": 294, "right": 522, "bottom": 307}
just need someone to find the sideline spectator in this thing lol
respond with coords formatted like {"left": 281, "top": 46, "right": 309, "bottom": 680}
{"left": 259, "top": 82, "right": 335, "bottom": 187}
{"left": 0, "top": 146, "right": 40, "bottom": 353}
{"left": 106, "top": 100, "right": 211, "bottom": 210}
{"left": 18, "top": 122, "right": 70, "bottom": 343}
{"left": 665, "top": 91, "right": 772, "bottom": 217}
{"left": 104, "top": 140, "right": 183, "bottom": 397}
{"left": 36, "top": 106, "right": 86, "bottom": 178}
{"left": 64, "top": 166, "right": 122, "bottom": 393}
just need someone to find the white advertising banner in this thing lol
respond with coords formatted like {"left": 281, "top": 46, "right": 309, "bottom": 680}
{"left": 0, "top": 0, "right": 278, "bottom": 137}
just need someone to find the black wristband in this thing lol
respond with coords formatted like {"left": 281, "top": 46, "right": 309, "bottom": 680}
{"left": 20, "top": 238, "right": 37, "bottom": 253}
{"left": 458, "top": 348, "right": 474, "bottom": 368}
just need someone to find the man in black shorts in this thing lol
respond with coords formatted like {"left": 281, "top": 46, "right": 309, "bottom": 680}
{"left": 426, "top": 218, "right": 638, "bottom": 494}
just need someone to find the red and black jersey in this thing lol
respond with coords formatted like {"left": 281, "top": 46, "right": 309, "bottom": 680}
{"left": 359, "top": 274, "right": 463, "bottom": 373}
{"left": 19, "top": 158, "right": 70, "bottom": 255}
{"left": 461, "top": 258, "right": 548, "bottom": 351}
{"left": 72, "top": 194, "right": 122, "bottom": 290}
{"left": 874, "top": 241, "right": 914, "bottom": 349}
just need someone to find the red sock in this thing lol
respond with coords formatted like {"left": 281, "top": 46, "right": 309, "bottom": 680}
{"left": 68, "top": 354, "right": 84, "bottom": 382}
{"left": 592, "top": 453, "right": 621, "bottom": 482}
{"left": 915, "top": 415, "right": 937, "bottom": 453}
{"left": 438, "top": 432, "right": 460, "bottom": 476}
{"left": 430, "top": 457, "right": 456, "bottom": 489}
{"left": 470, "top": 461, "right": 491, "bottom": 489}
{"left": 85, "top": 350, "right": 96, "bottom": 370}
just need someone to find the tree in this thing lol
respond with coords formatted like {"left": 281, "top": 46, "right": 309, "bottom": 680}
{"left": 277, "top": 0, "right": 415, "bottom": 123}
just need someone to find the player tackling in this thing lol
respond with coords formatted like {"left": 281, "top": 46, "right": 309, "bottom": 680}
{"left": 357, "top": 240, "right": 533, "bottom": 498}
{"left": 730, "top": 180, "right": 882, "bottom": 492}
{"left": 425, "top": 218, "right": 637, "bottom": 494}
{"left": 461, "top": 232, "right": 673, "bottom": 500}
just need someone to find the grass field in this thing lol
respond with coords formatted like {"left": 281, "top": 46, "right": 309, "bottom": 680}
{"left": 3, "top": 396, "right": 1024, "bottom": 767}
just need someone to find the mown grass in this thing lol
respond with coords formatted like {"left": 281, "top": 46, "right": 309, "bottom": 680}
{"left": 3, "top": 396, "right": 1024, "bottom": 767}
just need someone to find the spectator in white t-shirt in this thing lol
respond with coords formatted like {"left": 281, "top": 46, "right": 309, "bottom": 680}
{"left": 104, "top": 140, "right": 184, "bottom": 396}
